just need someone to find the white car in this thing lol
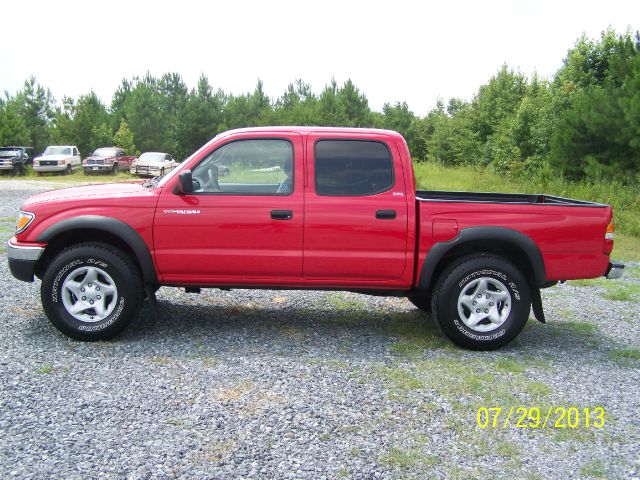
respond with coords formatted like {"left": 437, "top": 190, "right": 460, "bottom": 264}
{"left": 33, "top": 146, "right": 81, "bottom": 175}
{"left": 130, "top": 152, "right": 177, "bottom": 177}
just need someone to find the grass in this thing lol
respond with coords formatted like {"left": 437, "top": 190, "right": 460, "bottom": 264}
{"left": 413, "top": 160, "right": 640, "bottom": 258}
{"left": 380, "top": 446, "right": 439, "bottom": 470}
{"left": 608, "top": 347, "right": 640, "bottom": 367}
{"left": 602, "top": 284, "right": 640, "bottom": 302}
{"left": 579, "top": 459, "right": 606, "bottom": 478}
{"left": 0, "top": 165, "right": 140, "bottom": 184}
{"left": 35, "top": 363, "right": 53, "bottom": 374}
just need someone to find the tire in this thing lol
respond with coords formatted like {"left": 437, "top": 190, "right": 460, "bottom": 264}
{"left": 112, "top": 164, "right": 119, "bottom": 174}
{"left": 41, "top": 243, "right": 143, "bottom": 341}
{"left": 13, "top": 164, "right": 23, "bottom": 176}
{"left": 431, "top": 254, "right": 531, "bottom": 350}
{"left": 160, "top": 168, "right": 165, "bottom": 176}
{"left": 407, "top": 293, "right": 431, "bottom": 312}
{"left": 65, "top": 164, "right": 72, "bottom": 175}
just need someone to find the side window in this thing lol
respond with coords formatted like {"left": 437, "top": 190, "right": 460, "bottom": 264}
{"left": 74, "top": 147, "right": 78, "bottom": 156}
{"left": 315, "top": 140, "right": 394, "bottom": 196}
{"left": 118, "top": 150, "right": 125, "bottom": 157}
{"left": 191, "top": 139, "right": 293, "bottom": 195}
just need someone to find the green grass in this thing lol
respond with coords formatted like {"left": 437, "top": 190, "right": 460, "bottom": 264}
{"left": 602, "top": 284, "right": 640, "bottom": 302}
{"left": 35, "top": 363, "right": 53, "bottom": 374}
{"left": 413, "top": 159, "right": 640, "bottom": 254}
{"left": 380, "top": 446, "right": 439, "bottom": 470}
{"left": 0, "top": 166, "right": 140, "bottom": 184}
{"left": 609, "top": 347, "right": 640, "bottom": 367}
{"left": 579, "top": 459, "right": 606, "bottom": 478}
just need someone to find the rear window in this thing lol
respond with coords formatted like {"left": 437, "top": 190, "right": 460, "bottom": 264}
{"left": 314, "top": 140, "right": 394, "bottom": 196}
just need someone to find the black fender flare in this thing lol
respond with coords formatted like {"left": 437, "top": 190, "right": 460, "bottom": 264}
{"left": 418, "top": 226, "right": 546, "bottom": 290}
{"left": 36, "top": 215, "right": 158, "bottom": 284}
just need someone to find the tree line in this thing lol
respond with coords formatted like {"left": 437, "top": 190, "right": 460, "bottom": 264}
{"left": 0, "top": 28, "right": 638, "bottom": 183}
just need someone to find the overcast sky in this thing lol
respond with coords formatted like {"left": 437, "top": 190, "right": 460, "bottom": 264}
{"left": 1, "top": 0, "right": 638, "bottom": 116}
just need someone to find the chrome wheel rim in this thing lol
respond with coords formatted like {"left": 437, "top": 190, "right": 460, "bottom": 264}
{"left": 457, "top": 277, "right": 511, "bottom": 332}
{"left": 61, "top": 266, "right": 118, "bottom": 323}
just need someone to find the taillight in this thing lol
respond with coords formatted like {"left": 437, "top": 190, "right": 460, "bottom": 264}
{"left": 604, "top": 221, "right": 614, "bottom": 255}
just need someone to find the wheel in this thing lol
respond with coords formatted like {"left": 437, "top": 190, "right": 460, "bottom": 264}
{"left": 407, "top": 293, "right": 431, "bottom": 312}
{"left": 41, "top": 243, "right": 143, "bottom": 341}
{"left": 431, "top": 254, "right": 531, "bottom": 350}
{"left": 12, "top": 164, "right": 23, "bottom": 176}
{"left": 160, "top": 168, "right": 165, "bottom": 176}
{"left": 112, "top": 164, "right": 119, "bottom": 174}
{"left": 65, "top": 164, "right": 72, "bottom": 175}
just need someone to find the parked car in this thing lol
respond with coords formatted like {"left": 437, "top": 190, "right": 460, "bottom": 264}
{"left": 130, "top": 152, "right": 177, "bottom": 177}
{"left": 7, "top": 127, "right": 624, "bottom": 349}
{"left": 0, "top": 146, "right": 34, "bottom": 175}
{"left": 33, "top": 146, "right": 81, "bottom": 175}
{"left": 83, "top": 147, "right": 137, "bottom": 175}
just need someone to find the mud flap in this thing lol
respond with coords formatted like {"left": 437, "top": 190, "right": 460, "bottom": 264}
{"left": 531, "top": 287, "right": 545, "bottom": 323}
{"left": 145, "top": 284, "right": 160, "bottom": 322}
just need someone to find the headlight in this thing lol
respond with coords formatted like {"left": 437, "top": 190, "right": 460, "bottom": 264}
{"left": 16, "top": 211, "right": 35, "bottom": 234}
{"left": 58, "top": 159, "right": 66, "bottom": 165}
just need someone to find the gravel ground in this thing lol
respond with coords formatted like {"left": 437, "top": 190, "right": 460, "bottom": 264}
{"left": 0, "top": 180, "right": 639, "bottom": 479}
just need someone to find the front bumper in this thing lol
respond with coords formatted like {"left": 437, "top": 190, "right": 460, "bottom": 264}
{"left": 84, "top": 165, "right": 113, "bottom": 173}
{"left": 34, "top": 164, "right": 67, "bottom": 172}
{"left": 0, "top": 162, "right": 18, "bottom": 170}
{"left": 131, "top": 166, "right": 161, "bottom": 176}
{"left": 605, "top": 262, "right": 625, "bottom": 279}
{"left": 7, "top": 240, "right": 45, "bottom": 282}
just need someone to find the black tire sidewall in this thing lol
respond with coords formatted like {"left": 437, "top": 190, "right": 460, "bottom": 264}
{"left": 434, "top": 257, "right": 531, "bottom": 350}
{"left": 41, "top": 246, "right": 141, "bottom": 340}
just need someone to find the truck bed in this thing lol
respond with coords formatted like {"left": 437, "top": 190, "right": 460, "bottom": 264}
{"left": 416, "top": 190, "right": 607, "bottom": 207}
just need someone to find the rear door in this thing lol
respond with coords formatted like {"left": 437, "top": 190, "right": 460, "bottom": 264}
{"left": 154, "top": 132, "right": 304, "bottom": 281}
{"left": 303, "top": 133, "right": 409, "bottom": 282}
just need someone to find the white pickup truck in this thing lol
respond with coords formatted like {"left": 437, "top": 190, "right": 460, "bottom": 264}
{"left": 33, "top": 146, "right": 81, "bottom": 175}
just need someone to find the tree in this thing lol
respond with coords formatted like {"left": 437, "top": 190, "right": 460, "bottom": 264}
{"left": 72, "top": 91, "right": 111, "bottom": 156}
{"left": 14, "top": 77, "right": 55, "bottom": 152}
{"left": 0, "top": 97, "right": 30, "bottom": 146}
{"left": 113, "top": 119, "right": 139, "bottom": 156}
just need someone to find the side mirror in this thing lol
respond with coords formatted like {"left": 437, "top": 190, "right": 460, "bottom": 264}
{"left": 176, "top": 170, "right": 193, "bottom": 194}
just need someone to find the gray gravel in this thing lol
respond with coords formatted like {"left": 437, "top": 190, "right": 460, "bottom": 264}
{"left": 1, "top": 180, "right": 639, "bottom": 479}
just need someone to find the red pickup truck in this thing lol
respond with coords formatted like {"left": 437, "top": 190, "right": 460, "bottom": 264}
{"left": 7, "top": 127, "right": 624, "bottom": 349}
{"left": 83, "top": 147, "right": 137, "bottom": 175}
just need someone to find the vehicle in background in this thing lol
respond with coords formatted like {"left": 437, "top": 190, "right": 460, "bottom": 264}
{"left": 33, "top": 146, "right": 81, "bottom": 175}
{"left": 83, "top": 147, "right": 137, "bottom": 175}
{"left": 0, "top": 147, "right": 34, "bottom": 175}
{"left": 130, "top": 152, "right": 177, "bottom": 177}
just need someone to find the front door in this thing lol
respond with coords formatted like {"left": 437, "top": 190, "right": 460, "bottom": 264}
{"left": 154, "top": 133, "right": 304, "bottom": 283}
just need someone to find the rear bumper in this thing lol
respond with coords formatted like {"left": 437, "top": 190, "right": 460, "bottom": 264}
{"left": 605, "top": 262, "right": 625, "bottom": 279}
{"left": 7, "top": 240, "right": 45, "bottom": 282}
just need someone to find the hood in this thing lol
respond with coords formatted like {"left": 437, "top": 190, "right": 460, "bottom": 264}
{"left": 85, "top": 155, "right": 111, "bottom": 161}
{"left": 22, "top": 182, "right": 149, "bottom": 207}
{"left": 35, "top": 154, "right": 73, "bottom": 161}
{"left": 134, "top": 159, "right": 163, "bottom": 166}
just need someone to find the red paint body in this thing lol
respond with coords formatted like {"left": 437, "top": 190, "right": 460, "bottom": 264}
{"left": 14, "top": 127, "right": 613, "bottom": 290}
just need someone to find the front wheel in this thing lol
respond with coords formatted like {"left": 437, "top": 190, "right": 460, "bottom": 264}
{"left": 431, "top": 254, "right": 531, "bottom": 350}
{"left": 65, "top": 164, "right": 72, "bottom": 175}
{"left": 41, "top": 244, "right": 143, "bottom": 341}
{"left": 112, "top": 164, "right": 119, "bottom": 174}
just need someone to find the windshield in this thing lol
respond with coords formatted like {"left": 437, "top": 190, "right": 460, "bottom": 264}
{"left": 0, "top": 148, "right": 21, "bottom": 157}
{"left": 92, "top": 148, "right": 118, "bottom": 157}
{"left": 139, "top": 153, "right": 165, "bottom": 162}
{"left": 44, "top": 147, "right": 72, "bottom": 156}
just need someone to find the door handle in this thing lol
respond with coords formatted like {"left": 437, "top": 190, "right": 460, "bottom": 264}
{"left": 271, "top": 209, "right": 293, "bottom": 220}
{"left": 376, "top": 210, "right": 396, "bottom": 219}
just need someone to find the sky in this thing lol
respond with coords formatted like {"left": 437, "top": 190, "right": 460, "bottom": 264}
{"left": 1, "top": 0, "right": 639, "bottom": 116}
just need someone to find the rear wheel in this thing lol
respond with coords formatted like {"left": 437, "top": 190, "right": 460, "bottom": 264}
{"left": 431, "top": 254, "right": 531, "bottom": 350}
{"left": 41, "top": 243, "right": 143, "bottom": 341}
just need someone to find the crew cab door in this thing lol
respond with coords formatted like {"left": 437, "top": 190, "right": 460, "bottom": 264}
{"left": 154, "top": 133, "right": 304, "bottom": 281}
{"left": 303, "top": 133, "right": 409, "bottom": 282}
